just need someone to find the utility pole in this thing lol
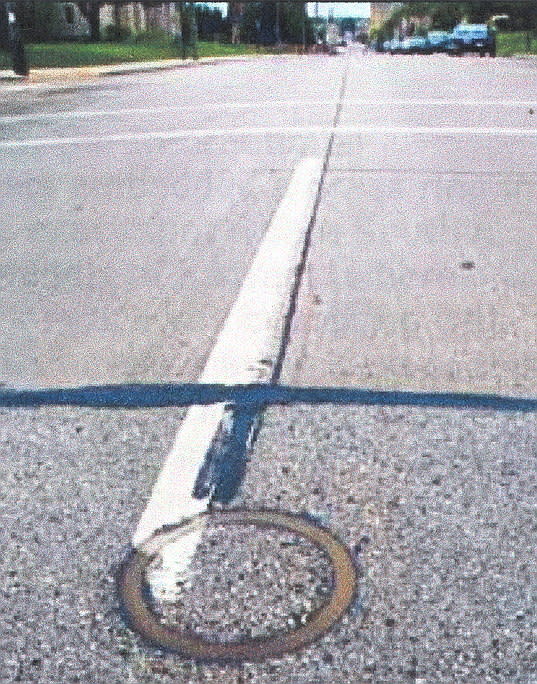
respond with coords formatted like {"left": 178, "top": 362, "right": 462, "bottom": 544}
{"left": 189, "top": 2, "right": 198, "bottom": 60}
{"left": 6, "top": 1, "right": 28, "bottom": 76}
{"left": 0, "top": 1, "right": 8, "bottom": 52}
{"left": 88, "top": 1, "right": 100, "bottom": 42}
{"left": 275, "top": 1, "right": 281, "bottom": 47}
{"left": 302, "top": 1, "right": 306, "bottom": 53}
{"left": 112, "top": 0, "right": 121, "bottom": 39}
{"left": 177, "top": 2, "right": 187, "bottom": 59}
{"left": 177, "top": 2, "right": 198, "bottom": 60}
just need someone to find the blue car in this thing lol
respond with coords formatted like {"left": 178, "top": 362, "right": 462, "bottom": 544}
{"left": 400, "top": 37, "right": 432, "bottom": 55}
{"left": 390, "top": 38, "right": 403, "bottom": 54}
{"left": 447, "top": 24, "right": 496, "bottom": 57}
{"left": 427, "top": 31, "right": 451, "bottom": 53}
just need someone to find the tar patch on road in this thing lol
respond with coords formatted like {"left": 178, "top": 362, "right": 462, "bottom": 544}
{"left": 117, "top": 509, "right": 358, "bottom": 662}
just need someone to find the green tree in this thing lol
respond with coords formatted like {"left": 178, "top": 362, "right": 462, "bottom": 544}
{"left": 0, "top": 3, "right": 9, "bottom": 51}
{"left": 240, "top": 2, "right": 311, "bottom": 46}
{"left": 176, "top": 2, "right": 198, "bottom": 59}
{"left": 339, "top": 17, "right": 356, "bottom": 35}
{"left": 195, "top": 4, "right": 224, "bottom": 41}
{"left": 33, "top": 1, "right": 62, "bottom": 41}
{"left": 385, "top": 1, "right": 537, "bottom": 32}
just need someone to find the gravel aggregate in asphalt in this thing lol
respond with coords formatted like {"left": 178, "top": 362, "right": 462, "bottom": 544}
{"left": 147, "top": 523, "right": 333, "bottom": 643}
{"left": 139, "top": 405, "right": 537, "bottom": 683}
{"left": 232, "top": 405, "right": 537, "bottom": 683}
{"left": 0, "top": 406, "right": 186, "bottom": 684}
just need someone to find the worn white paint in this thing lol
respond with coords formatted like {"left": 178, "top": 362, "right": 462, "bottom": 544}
{"left": 3, "top": 124, "right": 537, "bottom": 150}
{"left": 3, "top": 98, "right": 536, "bottom": 125}
{"left": 132, "top": 156, "right": 323, "bottom": 548}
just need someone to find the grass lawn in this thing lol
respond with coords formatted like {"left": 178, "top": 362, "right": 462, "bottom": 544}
{"left": 497, "top": 31, "right": 537, "bottom": 57}
{"left": 196, "top": 42, "right": 264, "bottom": 58}
{"left": 0, "top": 39, "right": 262, "bottom": 70}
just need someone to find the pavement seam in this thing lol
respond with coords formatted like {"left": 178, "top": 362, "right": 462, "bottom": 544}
{"left": 202, "top": 52, "right": 353, "bottom": 512}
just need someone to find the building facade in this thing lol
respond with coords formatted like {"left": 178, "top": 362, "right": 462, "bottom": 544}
{"left": 228, "top": 2, "right": 245, "bottom": 44}
{"left": 99, "top": 3, "right": 174, "bottom": 36}
{"left": 15, "top": 2, "right": 178, "bottom": 42}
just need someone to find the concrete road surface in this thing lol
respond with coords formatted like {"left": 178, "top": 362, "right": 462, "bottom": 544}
{"left": 1, "top": 49, "right": 536, "bottom": 683}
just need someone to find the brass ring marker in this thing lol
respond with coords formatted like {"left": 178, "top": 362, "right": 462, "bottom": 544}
{"left": 118, "top": 509, "right": 358, "bottom": 662}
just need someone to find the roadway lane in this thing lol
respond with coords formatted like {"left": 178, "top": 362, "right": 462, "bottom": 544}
{"left": 217, "top": 50, "right": 537, "bottom": 683}
{"left": 234, "top": 406, "right": 537, "bottom": 683}
{"left": 178, "top": 50, "right": 537, "bottom": 683}
{"left": 1, "top": 50, "right": 537, "bottom": 684}
{"left": 0, "top": 54, "right": 343, "bottom": 684}
{"left": 284, "top": 52, "right": 537, "bottom": 393}
{"left": 0, "top": 56, "right": 341, "bottom": 388}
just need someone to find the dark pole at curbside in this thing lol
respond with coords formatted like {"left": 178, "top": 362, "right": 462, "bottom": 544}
{"left": 176, "top": 2, "right": 198, "bottom": 61}
{"left": 302, "top": 1, "right": 306, "bottom": 53}
{"left": 189, "top": 2, "right": 198, "bottom": 60}
{"left": 6, "top": 1, "right": 28, "bottom": 76}
{"left": 275, "top": 1, "right": 281, "bottom": 48}
{"left": 174, "top": 1, "right": 187, "bottom": 59}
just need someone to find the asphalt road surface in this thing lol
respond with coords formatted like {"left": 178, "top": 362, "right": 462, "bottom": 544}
{"left": 1, "top": 48, "right": 536, "bottom": 683}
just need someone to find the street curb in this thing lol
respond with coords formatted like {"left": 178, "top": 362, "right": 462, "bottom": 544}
{"left": 96, "top": 55, "right": 255, "bottom": 76}
{"left": 511, "top": 54, "right": 537, "bottom": 61}
{"left": 0, "top": 73, "right": 26, "bottom": 82}
{"left": 0, "top": 52, "right": 305, "bottom": 89}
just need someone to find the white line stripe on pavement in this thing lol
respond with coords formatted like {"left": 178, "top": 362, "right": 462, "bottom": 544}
{"left": 132, "top": 156, "right": 323, "bottom": 548}
{"left": 0, "top": 100, "right": 339, "bottom": 123}
{"left": 343, "top": 99, "right": 537, "bottom": 106}
{"left": 0, "top": 81, "right": 101, "bottom": 94}
{"left": 3, "top": 124, "right": 537, "bottom": 150}
{"left": 1, "top": 98, "right": 535, "bottom": 124}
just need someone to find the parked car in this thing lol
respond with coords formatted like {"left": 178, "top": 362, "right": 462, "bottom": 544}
{"left": 390, "top": 38, "right": 403, "bottom": 54}
{"left": 401, "top": 37, "right": 432, "bottom": 55}
{"left": 372, "top": 39, "right": 386, "bottom": 53}
{"left": 447, "top": 24, "right": 496, "bottom": 57}
{"left": 328, "top": 44, "right": 346, "bottom": 55}
{"left": 427, "top": 31, "right": 451, "bottom": 52}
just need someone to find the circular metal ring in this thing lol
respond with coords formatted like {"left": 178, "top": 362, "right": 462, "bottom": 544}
{"left": 117, "top": 509, "right": 358, "bottom": 662}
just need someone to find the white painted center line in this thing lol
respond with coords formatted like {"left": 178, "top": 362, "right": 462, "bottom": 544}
{"left": 3, "top": 124, "right": 537, "bottom": 150}
{"left": 133, "top": 156, "right": 323, "bottom": 548}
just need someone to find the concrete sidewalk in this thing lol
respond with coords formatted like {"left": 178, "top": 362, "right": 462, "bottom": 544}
{"left": 0, "top": 70, "right": 25, "bottom": 82}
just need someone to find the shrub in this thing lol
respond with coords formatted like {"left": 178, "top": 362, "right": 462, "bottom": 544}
{"left": 103, "top": 23, "right": 132, "bottom": 42}
{"left": 133, "top": 28, "right": 169, "bottom": 43}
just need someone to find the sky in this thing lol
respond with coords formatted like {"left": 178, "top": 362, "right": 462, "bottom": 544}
{"left": 307, "top": 3, "right": 370, "bottom": 19}
{"left": 209, "top": 3, "right": 371, "bottom": 19}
